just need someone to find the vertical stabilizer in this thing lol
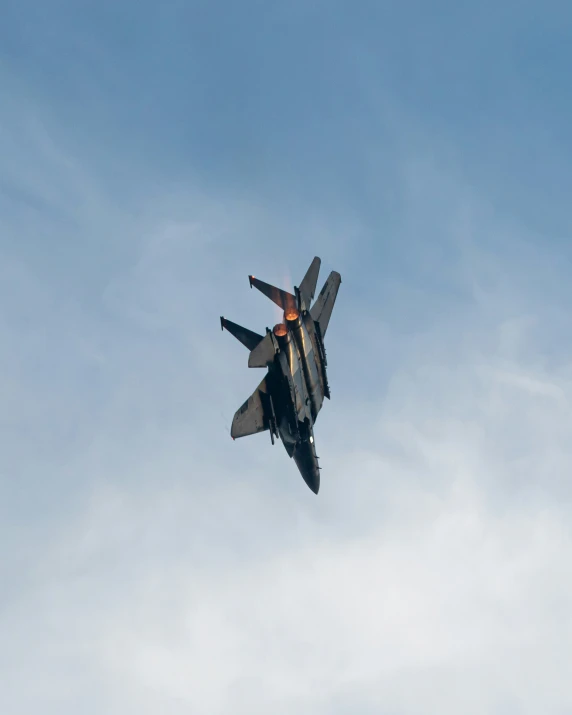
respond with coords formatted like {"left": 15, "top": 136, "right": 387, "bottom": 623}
{"left": 298, "top": 256, "right": 321, "bottom": 311}
{"left": 310, "top": 271, "right": 341, "bottom": 337}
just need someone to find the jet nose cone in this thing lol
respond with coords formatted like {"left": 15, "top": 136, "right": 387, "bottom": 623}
{"left": 293, "top": 439, "right": 321, "bottom": 495}
{"left": 303, "top": 470, "right": 320, "bottom": 495}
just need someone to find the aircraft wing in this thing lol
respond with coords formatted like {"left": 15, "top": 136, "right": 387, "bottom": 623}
{"left": 230, "top": 374, "right": 271, "bottom": 439}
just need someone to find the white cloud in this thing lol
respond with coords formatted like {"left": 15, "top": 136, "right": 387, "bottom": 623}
{"left": 4, "top": 390, "right": 572, "bottom": 714}
{"left": 4, "top": 309, "right": 572, "bottom": 713}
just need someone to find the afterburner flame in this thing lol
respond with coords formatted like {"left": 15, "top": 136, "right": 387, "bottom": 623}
{"left": 273, "top": 323, "right": 287, "bottom": 337}
{"left": 284, "top": 307, "right": 300, "bottom": 322}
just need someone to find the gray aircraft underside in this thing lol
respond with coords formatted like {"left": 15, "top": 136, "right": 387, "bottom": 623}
{"left": 220, "top": 256, "right": 341, "bottom": 494}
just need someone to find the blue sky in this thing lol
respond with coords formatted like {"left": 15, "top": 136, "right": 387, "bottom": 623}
{"left": 2, "top": 2, "right": 572, "bottom": 713}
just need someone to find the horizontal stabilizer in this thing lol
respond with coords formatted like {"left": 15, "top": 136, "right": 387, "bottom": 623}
{"left": 249, "top": 275, "right": 297, "bottom": 311}
{"left": 221, "top": 317, "right": 264, "bottom": 351}
{"left": 299, "top": 256, "right": 321, "bottom": 310}
{"left": 310, "top": 271, "right": 341, "bottom": 337}
{"left": 248, "top": 331, "right": 277, "bottom": 367}
{"left": 231, "top": 375, "right": 270, "bottom": 439}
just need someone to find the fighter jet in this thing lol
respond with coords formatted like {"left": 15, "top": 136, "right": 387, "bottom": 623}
{"left": 220, "top": 257, "right": 341, "bottom": 494}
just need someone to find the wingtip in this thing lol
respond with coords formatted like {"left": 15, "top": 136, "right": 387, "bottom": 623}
{"left": 220, "top": 316, "right": 225, "bottom": 331}
{"left": 248, "top": 275, "right": 254, "bottom": 288}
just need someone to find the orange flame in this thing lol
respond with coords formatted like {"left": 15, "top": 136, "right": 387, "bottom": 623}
{"left": 284, "top": 307, "right": 300, "bottom": 322}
